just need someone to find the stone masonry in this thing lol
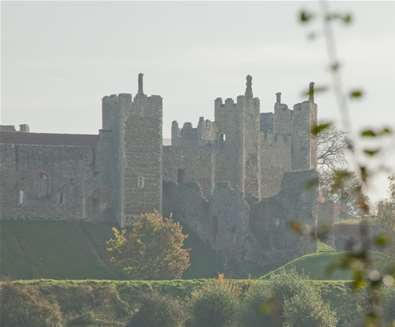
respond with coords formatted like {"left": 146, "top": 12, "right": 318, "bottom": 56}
{"left": 0, "top": 74, "right": 318, "bottom": 273}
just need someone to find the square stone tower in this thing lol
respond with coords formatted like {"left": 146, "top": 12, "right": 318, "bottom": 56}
{"left": 100, "top": 74, "right": 162, "bottom": 227}
{"left": 214, "top": 75, "right": 261, "bottom": 199}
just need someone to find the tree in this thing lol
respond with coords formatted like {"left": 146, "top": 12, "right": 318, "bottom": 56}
{"left": 106, "top": 211, "right": 190, "bottom": 279}
{"left": 317, "top": 129, "right": 367, "bottom": 218}
{"left": 317, "top": 127, "right": 347, "bottom": 175}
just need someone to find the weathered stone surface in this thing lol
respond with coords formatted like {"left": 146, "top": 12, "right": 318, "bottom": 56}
{"left": 0, "top": 74, "right": 319, "bottom": 276}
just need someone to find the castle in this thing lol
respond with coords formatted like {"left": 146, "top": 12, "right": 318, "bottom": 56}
{"left": 0, "top": 74, "right": 317, "bottom": 271}
{"left": 0, "top": 73, "right": 317, "bottom": 224}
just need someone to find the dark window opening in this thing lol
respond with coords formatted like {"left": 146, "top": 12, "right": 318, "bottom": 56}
{"left": 59, "top": 192, "right": 64, "bottom": 205}
{"left": 219, "top": 133, "right": 226, "bottom": 144}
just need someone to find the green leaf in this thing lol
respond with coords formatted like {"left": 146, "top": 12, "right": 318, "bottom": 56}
{"left": 302, "top": 84, "right": 329, "bottom": 97}
{"left": 311, "top": 122, "right": 332, "bottom": 136}
{"left": 363, "top": 148, "right": 381, "bottom": 157}
{"left": 360, "top": 129, "right": 377, "bottom": 138}
{"left": 360, "top": 127, "right": 392, "bottom": 138}
{"left": 378, "top": 127, "right": 393, "bottom": 136}
{"left": 342, "top": 14, "right": 353, "bottom": 25}
{"left": 329, "top": 61, "right": 341, "bottom": 72}
{"left": 349, "top": 89, "right": 364, "bottom": 99}
{"left": 298, "top": 10, "right": 314, "bottom": 24}
{"left": 373, "top": 233, "right": 391, "bottom": 247}
{"left": 352, "top": 270, "right": 366, "bottom": 290}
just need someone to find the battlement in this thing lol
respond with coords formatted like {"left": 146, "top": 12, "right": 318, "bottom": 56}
{"left": 171, "top": 116, "right": 216, "bottom": 146}
{"left": 102, "top": 75, "right": 162, "bottom": 132}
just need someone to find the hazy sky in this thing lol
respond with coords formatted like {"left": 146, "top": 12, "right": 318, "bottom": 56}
{"left": 1, "top": 1, "right": 395, "bottom": 199}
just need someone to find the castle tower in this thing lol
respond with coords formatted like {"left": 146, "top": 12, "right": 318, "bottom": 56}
{"left": 214, "top": 75, "right": 261, "bottom": 199}
{"left": 291, "top": 82, "right": 317, "bottom": 170}
{"left": 100, "top": 74, "right": 163, "bottom": 226}
{"left": 242, "top": 75, "right": 261, "bottom": 199}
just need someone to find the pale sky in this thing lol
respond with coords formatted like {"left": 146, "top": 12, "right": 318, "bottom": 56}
{"left": 1, "top": 1, "right": 395, "bottom": 200}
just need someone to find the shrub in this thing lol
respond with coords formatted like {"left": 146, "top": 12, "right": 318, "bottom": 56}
{"left": 126, "top": 292, "right": 185, "bottom": 327}
{"left": 320, "top": 284, "right": 363, "bottom": 327}
{"left": 190, "top": 277, "right": 239, "bottom": 327}
{"left": 283, "top": 293, "right": 337, "bottom": 327}
{"left": 107, "top": 211, "right": 190, "bottom": 279}
{"left": 238, "top": 283, "right": 281, "bottom": 327}
{"left": 239, "top": 272, "right": 337, "bottom": 327}
{"left": 272, "top": 271, "right": 336, "bottom": 327}
{"left": 0, "top": 282, "right": 64, "bottom": 327}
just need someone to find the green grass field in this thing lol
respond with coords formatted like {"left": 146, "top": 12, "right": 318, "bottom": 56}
{"left": 0, "top": 221, "right": 117, "bottom": 279}
{"left": 0, "top": 220, "right": 223, "bottom": 279}
{"left": 1, "top": 220, "right": 390, "bottom": 281}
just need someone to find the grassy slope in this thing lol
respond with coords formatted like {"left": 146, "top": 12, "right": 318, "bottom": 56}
{"left": 0, "top": 220, "right": 223, "bottom": 279}
{"left": 0, "top": 221, "right": 117, "bottom": 279}
{"left": 261, "top": 249, "right": 389, "bottom": 280}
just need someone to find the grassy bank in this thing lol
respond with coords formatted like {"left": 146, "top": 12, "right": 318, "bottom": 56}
{"left": 0, "top": 220, "right": 223, "bottom": 279}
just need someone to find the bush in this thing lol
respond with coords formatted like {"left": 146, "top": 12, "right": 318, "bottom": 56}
{"left": 238, "top": 283, "right": 282, "bottom": 327}
{"left": 239, "top": 272, "right": 337, "bottom": 327}
{"left": 320, "top": 284, "right": 363, "bottom": 327}
{"left": 283, "top": 293, "right": 337, "bottom": 327}
{"left": 107, "top": 211, "right": 190, "bottom": 279}
{"left": 190, "top": 278, "right": 239, "bottom": 327}
{"left": 0, "top": 282, "right": 64, "bottom": 327}
{"left": 126, "top": 292, "right": 185, "bottom": 327}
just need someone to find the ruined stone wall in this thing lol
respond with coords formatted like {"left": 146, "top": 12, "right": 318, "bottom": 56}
{"left": 260, "top": 132, "right": 292, "bottom": 198}
{"left": 171, "top": 117, "right": 216, "bottom": 147}
{"left": 0, "top": 143, "right": 101, "bottom": 221}
{"left": 273, "top": 97, "right": 292, "bottom": 136}
{"left": 163, "top": 169, "right": 318, "bottom": 276}
{"left": 163, "top": 144, "right": 215, "bottom": 197}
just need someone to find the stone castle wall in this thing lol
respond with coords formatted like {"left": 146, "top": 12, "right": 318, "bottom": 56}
{"left": 167, "top": 77, "right": 317, "bottom": 201}
{"left": 1, "top": 75, "right": 317, "bottom": 233}
{"left": 0, "top": 139, "right": 103, "bottom": 221}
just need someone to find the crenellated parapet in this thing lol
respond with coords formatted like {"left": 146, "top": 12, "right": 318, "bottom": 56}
{"left": 171, "top": 117, "right": 216, "bottom": 147}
